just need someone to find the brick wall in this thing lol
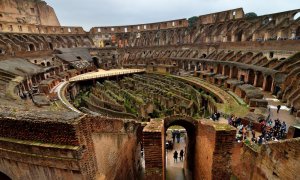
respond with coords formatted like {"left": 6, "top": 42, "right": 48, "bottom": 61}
{"left": 233, "top": 138, "right": 300, "bottom": 180}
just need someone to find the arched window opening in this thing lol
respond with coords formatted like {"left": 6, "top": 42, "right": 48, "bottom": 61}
{"left": 28, "top": 44, "right": 35, "bottom": 51}
{"left": 293, "top": 12, "right": 300, "bottom": 20}
{"left": 0, "top": 171, "right": 11, "bottom": 180}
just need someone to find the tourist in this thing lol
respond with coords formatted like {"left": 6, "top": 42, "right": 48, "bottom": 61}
{"left": 251, "top": 129, "right": 256, "bottom": 139}
{"left": 173, "top": 151, "right": 178, "bottom": 163}
{"left": 290, "top": 106, "right": 295, "bottom": 115}
{"left": 277, "top": 105, "right": 281, "bottom": 113}
{"left": 227, "top": 116, "right": 233, "bottom": 125}
{"left": 172, "top": 131, "right": 176, "bottom": 143}
{"left": 176, "top": 131, "right": 181, "bottom": 143}
{"left": 179, "top": 150, "right": 184, "bottom": 161}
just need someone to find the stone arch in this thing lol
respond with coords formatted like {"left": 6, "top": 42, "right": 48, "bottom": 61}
{"left": 264, "top": 75, "right": 273, "bottom": 91}
{"left": 49, "top": 42, "right": 54, "bottom": 50}
{"left": 163, "top": 115, "right": 198, "bottom": 178}
{"left": 224, "top": 65, "right": 230, "bottom": 76}
{"left": 256, "top": 71, "right": 264, "bottom": 87}
{"left": 248, "top": 69, "right": 255, "bottom": 85}
{"left": 0, "top": 171, "right": 12, "bottom": 180}
{"left": 296, "top": 26, "right": 300, "bottom": 37}
{"left": 92, "top": 57, "right": 100, "bottom": 68}
{"left": 231, "top": 66, "right": 238, "bottom": 78}
{"left": 293, "top": 12, "right": 300, "bottom": 21}
{"left": 217, "top": 64, "right": 222, "bottom": 74}
{"left": 46, "top": 62, "right": 51, "bottom": 67}
{"left": 236, "top": 30, "right": 243, "bottom": 42}
{"left": 28, "top": 44, "right": 35, "bottom": 51}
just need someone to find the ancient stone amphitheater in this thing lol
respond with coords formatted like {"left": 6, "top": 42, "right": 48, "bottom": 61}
{"left": 0, "top": 0, "right": 299, "bottom": 180}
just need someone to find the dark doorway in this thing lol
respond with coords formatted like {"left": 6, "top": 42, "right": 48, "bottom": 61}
{"left": 248, "top": 69, "right": 255, "bottom": 85}
{"left": 237, "top": 30, "right": 243, "bottom": 42}
{"left": 92, "top": 57, "right": 100, "bottom": 68}
{"left": 0, "top": 172, "right": 11, "bottom": 180}
{"left": 49, "top": 42, "right": 54, "bottom": 50}
{"left": 265, "top": 75, "right": 273, "bottom": 91}
{"left": 28, "top": 44, "right": 35, "bottom": 51}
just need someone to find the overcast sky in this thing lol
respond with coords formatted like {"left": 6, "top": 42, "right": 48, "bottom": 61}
{"left": 46, "top": 0, "right": 300, "bottom": 31}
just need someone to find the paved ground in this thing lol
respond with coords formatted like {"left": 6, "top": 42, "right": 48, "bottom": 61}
{"left": 166, "top": 131, "right": 186, "bottom": 180}
{"left": 263, "top": 93, "right": 298, "bottom": 128}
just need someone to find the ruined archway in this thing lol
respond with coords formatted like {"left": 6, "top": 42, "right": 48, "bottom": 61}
{"left": 248, "top": 69, "right": 255, "bottom": 85}
{"left": 264, "top": 75, "right": 273, "bottom": 91}
{"left": 231, "top": 66, "right": 238, "bottom": 78}
{"left": 296, "top": 26, "right": 300, "bottom": 37}
{"left": 92, "top": 57, "right": 100, "bottom": 68}
{"left": 256, "top": 71, "right": 264, "bottom": 87}
{"left": 0, "top": 171, "right": 11, "bottom": 180}
{"left": 49, "top": 42, "right": 54, "bottom": 50}
{"left": 224, "top": 65, "right": 230, "bottom": 76}
{"left": 163, "top": 116, "right": 197, "bottom": 178}
{"left": 28, "top": 44, "right": 35, "bottom": 51}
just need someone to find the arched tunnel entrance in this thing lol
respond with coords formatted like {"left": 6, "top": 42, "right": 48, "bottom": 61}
{"left": 143, "top": 116, "right": 236, "bottom": 180}
{"left": 0, "top": 171, "right": 11, "bottom": 180}
{"left": 163, "top": 116, "right": 197, "bottom": 179}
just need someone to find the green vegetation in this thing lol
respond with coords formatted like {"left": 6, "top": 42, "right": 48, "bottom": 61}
{"left": 188, "top": 16, "right": 198, "bottom": 29}
{"left": 245, "top": 12, "right": 257, "bottom": 19}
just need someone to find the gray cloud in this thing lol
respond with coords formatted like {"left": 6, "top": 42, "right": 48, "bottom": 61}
{"left": 46, "top": 0, "right": 300, "bottom": 31}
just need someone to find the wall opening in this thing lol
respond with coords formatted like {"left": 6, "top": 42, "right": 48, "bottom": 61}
{"left": 293, "top": 12, "right": 300, "bottom": 20}
{"left": 256, "top": 71, "right": 264, "bottom": 87}
{"left": 28, "top": 44, "right": 35, "bottom": 51}
{"left": 265, "top": 75, "right": 273, "bottom": 91}
{"left": 163, "top": 117, "right": 197, "bottom": 179}
{"left": 92, "top": 57, "right": 100, "bottom": 68}
{"left": 224, "top": 65, "right": 230, "bottom": 76}
{"left": 49, "top": 43, "right": 54, "bottom": 50}
{"left": 269, "top": 51, "right": 274, "bottom": 58}
{"left": 248, "top": 69, "right": 255, "bottom": 85}
{"left": 46, "top": 62, "right": 51, "bottom": 67}
{"left": 296, "top": 26, "right": 300, "bottom": 37}
{"left": 237, "top": 30, "right": 243, "bottom": 41}
{"left": 232, "top": 66, "right": 238, "bottom": 78}
{"left": 0, "top": 171, "right": 11, "bottom": 180}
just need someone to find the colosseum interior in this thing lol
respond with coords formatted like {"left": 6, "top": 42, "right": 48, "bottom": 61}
{"left": 0, "top": 0, "right": 299, "bottom": 180}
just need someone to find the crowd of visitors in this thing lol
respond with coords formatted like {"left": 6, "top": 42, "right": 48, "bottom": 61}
{"left": 226, "top": 114, "right": 287, "bottom": 145}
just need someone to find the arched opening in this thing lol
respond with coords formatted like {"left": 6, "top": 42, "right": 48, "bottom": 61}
{"left": 41, "top": 62, "right": 45, "bottom": 66}
{"left": 0, "top": 171, "right": 11, "bottom": 180}
{"left": 265, "top": 75, "right": 273, "bottom": 91}
{"left": 201, "top": 53, "right": 207, "bottom": 58}
{"left": 28, "top": 44, "right": 35, "bottom": 51}
{"left": 224, "top": 65, "right": 230, "bottom": 76}
{"left": 248, "top": 69, "right": 255, "bottom": 85}
{"left": 92, "top": 57, "right": 100, "bottom": 68}
{"left": 296, "top": 26, "right": 300, "bottom": 37}
{"left": 231, "top": 66, "right": 238, "bottom": 78}
{"left": 46, "top": 62, "right": 51, "bottom": 67}
{"left": 163, "top": 116, "right": 197, "bottom": 179}
{"left": 217, "top": 64, "right": 222, "bottom": 74}
{"left": 236, "top": 30, "right": 243, "bottom": 41}
{"left": 49, "top": 42, "right": 54, "bottom": 50}
{"left": 293, "top": 12, "right": 300, "bottom": 21}
{"left": 256, "top": 71, "right": 264, "bottom": 87}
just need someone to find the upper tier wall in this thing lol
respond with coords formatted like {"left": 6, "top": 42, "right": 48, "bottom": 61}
{"left": 0, "top": 0, "right": 60, "bottom": 26}
{"left": 0, "top": 22, "right": 86, "bottom": 35}
{"left": 90, "top": 19, "right": 188, "bottom": 34}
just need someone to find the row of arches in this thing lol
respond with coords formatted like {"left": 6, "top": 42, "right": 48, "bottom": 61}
{"left": 0, "top": 33, "right": 94, "bottom": 55}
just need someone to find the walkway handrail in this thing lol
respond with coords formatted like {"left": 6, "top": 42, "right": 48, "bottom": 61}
{"left": 57, "top": 81, "right": 82, "bottom": 114}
